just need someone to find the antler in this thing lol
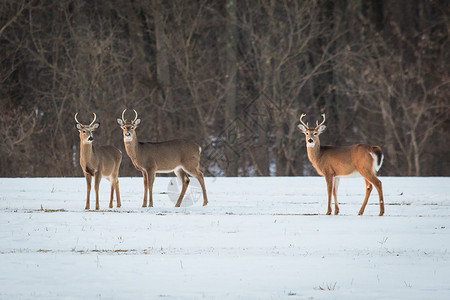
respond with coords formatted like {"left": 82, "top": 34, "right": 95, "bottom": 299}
{"left": 121, "top": 109, "right": 138, "bottom": 124}
{"left": 299, "top": 114, "right": 309, "bottom": 128}
{"left": 315, "top": 113, "right": 326, "bottom": 128}
{"left": 89, "top": 113, "right": 97, "bottom": 127}
{"left": 74, "top": 112, "right": 81, "bottom": 124}
{"left": 121, "top": 109, "right": 127, "bottom": 123}
{"left": 75, "top": 113, "right": 96, "bottom": 126}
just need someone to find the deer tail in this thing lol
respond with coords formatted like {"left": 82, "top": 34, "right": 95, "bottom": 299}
{"left": 370, "top": 146, "right": 384, "bottom": 173}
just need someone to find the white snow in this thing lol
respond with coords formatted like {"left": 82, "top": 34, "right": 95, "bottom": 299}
{"left": 1, "top": 176, "right": 449, "bottom": 299}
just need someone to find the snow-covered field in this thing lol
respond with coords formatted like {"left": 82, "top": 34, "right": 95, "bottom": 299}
{"left": 1, "top": 176, "right": 449, "bottom": 299}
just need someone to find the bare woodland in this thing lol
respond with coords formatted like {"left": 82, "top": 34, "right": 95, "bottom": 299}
{"left": 0, "top": 0, "right": 449, "bottom": 177}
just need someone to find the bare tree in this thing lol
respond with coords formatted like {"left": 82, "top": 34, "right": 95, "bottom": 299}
{"left": 0, "top": 0, "right": 448, "bottom": 177}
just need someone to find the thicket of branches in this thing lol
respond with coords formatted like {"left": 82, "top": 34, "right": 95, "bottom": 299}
{"left": 1, "top": 0, "right": 449, "bottom": 177}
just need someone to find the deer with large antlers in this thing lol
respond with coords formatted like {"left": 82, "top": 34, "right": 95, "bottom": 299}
{"left": 298, "top": 114, "right": 384, "bottom": 216}
{"left": 117, "top": 109, "right": 208, "bottom": 207}
{"left": 75, "top": 113, "right": 122, "bottom": 210}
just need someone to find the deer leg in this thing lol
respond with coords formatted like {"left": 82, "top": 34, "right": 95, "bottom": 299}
{"left": 184, "top": 166, "right": 208, "bottom": 206}
{"left": 195, "top": 170, "right": 208, "bottom": 206}
{"left": 115, "top": 178, "right": 121, "bottom": 208}
{"left": 359, "top": 179, "right": 372, "bottom": 216}
{"left": 85, "top": 173, "right": 92, "bottom": 210}
{"left": 141, "top": 171, "right": 148, "bottom": 207}
{"left": 333, "top": 177, "right": 340, "bottom": 215}
{"left": 109, "top": 182, "right": 114, "bottom": 208}
{"left": 371, "top": 177, "right": 384, "bottom": 216}
{"left": 175, "top": 169, "right": 190, "bottom": 207}
{"left": 94, "top": 172, "right": 101, "bottom": 210}
{"left": 324, "top": 175, "right": 334, "bottom": 215}
{"left": 147, "top": 170, "right": 155, "bottom": 207}
{"left": 359, "top": 172, "right": 384, "bottom": 216}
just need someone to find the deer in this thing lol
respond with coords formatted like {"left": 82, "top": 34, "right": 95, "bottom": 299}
{"left": 117, "top": 109, "right": 208, "bottom": 208}
{"left": 75, "top": 113, "right": 122, "bottom": 210}
{"left": 297, "top": 113, "right": 384, "bottom": 216}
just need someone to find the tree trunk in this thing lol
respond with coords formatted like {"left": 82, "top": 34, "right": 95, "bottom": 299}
{"left": 225, "top": 0, "right": 239, "bottom": 176}
{"left": 379, "top": 100, "right": 399, "bottom": 175}
{"left": 153, "top": 0, "right": 174, "bottom": 137}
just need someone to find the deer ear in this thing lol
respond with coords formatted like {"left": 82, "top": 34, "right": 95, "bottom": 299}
{"left": 134, "top": 119, "right": 141, "bottom": 126}
{"left": 117, "top": 119, "right": 124, "bottom": 126}
{"left": 92, "top": 123, "right": 100, "bottom": 129}
{"left": 317, "top": 125, "right": 326, "bottom": 133}
{"left": 76, "top": 124, "right": 83, "bottom": 130}
{"left": 298, "top": 124, "right": 307, "bottom": 133}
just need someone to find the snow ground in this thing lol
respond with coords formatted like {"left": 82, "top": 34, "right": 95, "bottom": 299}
{"left": 0, "top": 176, "right": 449, "bottom": 299}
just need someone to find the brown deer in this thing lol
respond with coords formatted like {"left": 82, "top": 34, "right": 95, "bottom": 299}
{"left": 75, "top": 113, "right": 122, "bottom": 210}
{"left": 298, "top": 113, "right": 384, "bottom": 216}
{"left": 117, "top": 109, "right": 208, "bottom": 207}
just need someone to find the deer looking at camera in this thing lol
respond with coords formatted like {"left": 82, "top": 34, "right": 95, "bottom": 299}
{"left": 117, "top": 109, "right": 208, "bottom": 207}
{"left": 75, "top": 113, "right": 122, "bottom": 210}
{"left": 298, "top": 114, "right": 384, "bottom": 216}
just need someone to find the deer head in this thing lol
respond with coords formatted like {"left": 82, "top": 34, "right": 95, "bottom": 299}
{"left": 75, "top": 113, "right": 100, "bottom": 144}
{"left": 117, "top": 109, "right": 141, "bottom": 143}
{"left": 297, "top": 113, "right": 326, "bottom": 148}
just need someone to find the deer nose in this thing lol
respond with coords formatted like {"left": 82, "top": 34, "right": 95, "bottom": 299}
{"left": 308, "top": 138, "right": 313, "bottom": 143}
{"left": 88, "top": 136, "right": 94, "bottom": 141}
{"left": 125, "top": 132, "right": 131, "bottom": 136}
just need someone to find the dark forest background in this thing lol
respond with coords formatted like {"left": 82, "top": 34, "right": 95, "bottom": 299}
{"left": 1, "top": 0, "right": 449, "bottom": 177}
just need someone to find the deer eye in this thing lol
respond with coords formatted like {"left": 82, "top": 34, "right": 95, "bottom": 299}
{"left": 314, "top": 132, "right": 318, "bottom": 136}
{"left": 130, "top": 126, "right": 134, "bottom": 130}
{"left": 82, "top": 130, "right": 86, "bottom": 133}
{"left": 305, "top": 132, "right": 309, "bottom": 136}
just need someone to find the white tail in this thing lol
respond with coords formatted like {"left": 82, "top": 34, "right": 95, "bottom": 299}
{"left": 117, "top": 109, "right": 208, "bottom": 207}
{"left": 75, "top": 113, "right": 122, "bottom": 210}
{"left": 298, "top": 113, "right": 384, "bottom": 216}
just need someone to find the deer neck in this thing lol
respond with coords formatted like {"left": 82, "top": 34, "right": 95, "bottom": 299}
{"left": 80, "top": 141, "right": 98, "bottom": 172}
{"left": 306, "top": 142, "right": 323, "bottom": 171}
{"left": 124, "top": 135, "right": 141, "bottom": 166}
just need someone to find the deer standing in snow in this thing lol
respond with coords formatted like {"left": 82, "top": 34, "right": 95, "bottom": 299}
{"left": 298, "top": 113, "right": 384, "bottom": 216}
{"left": 75, "top": 113, "right": 122, "bottom": 210}
{"left": 117, "top": 109, "right": 208, "bottom": 207}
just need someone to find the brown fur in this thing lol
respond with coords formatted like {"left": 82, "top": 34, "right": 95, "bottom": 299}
{"left": 77, "top": 122, "right": 122, "bottom": 210}
{"left": 298, "top": 115, "right": 384, "bottom": 216}
{"left": 118, "top": 115, "right": 208, "bottom": 208}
